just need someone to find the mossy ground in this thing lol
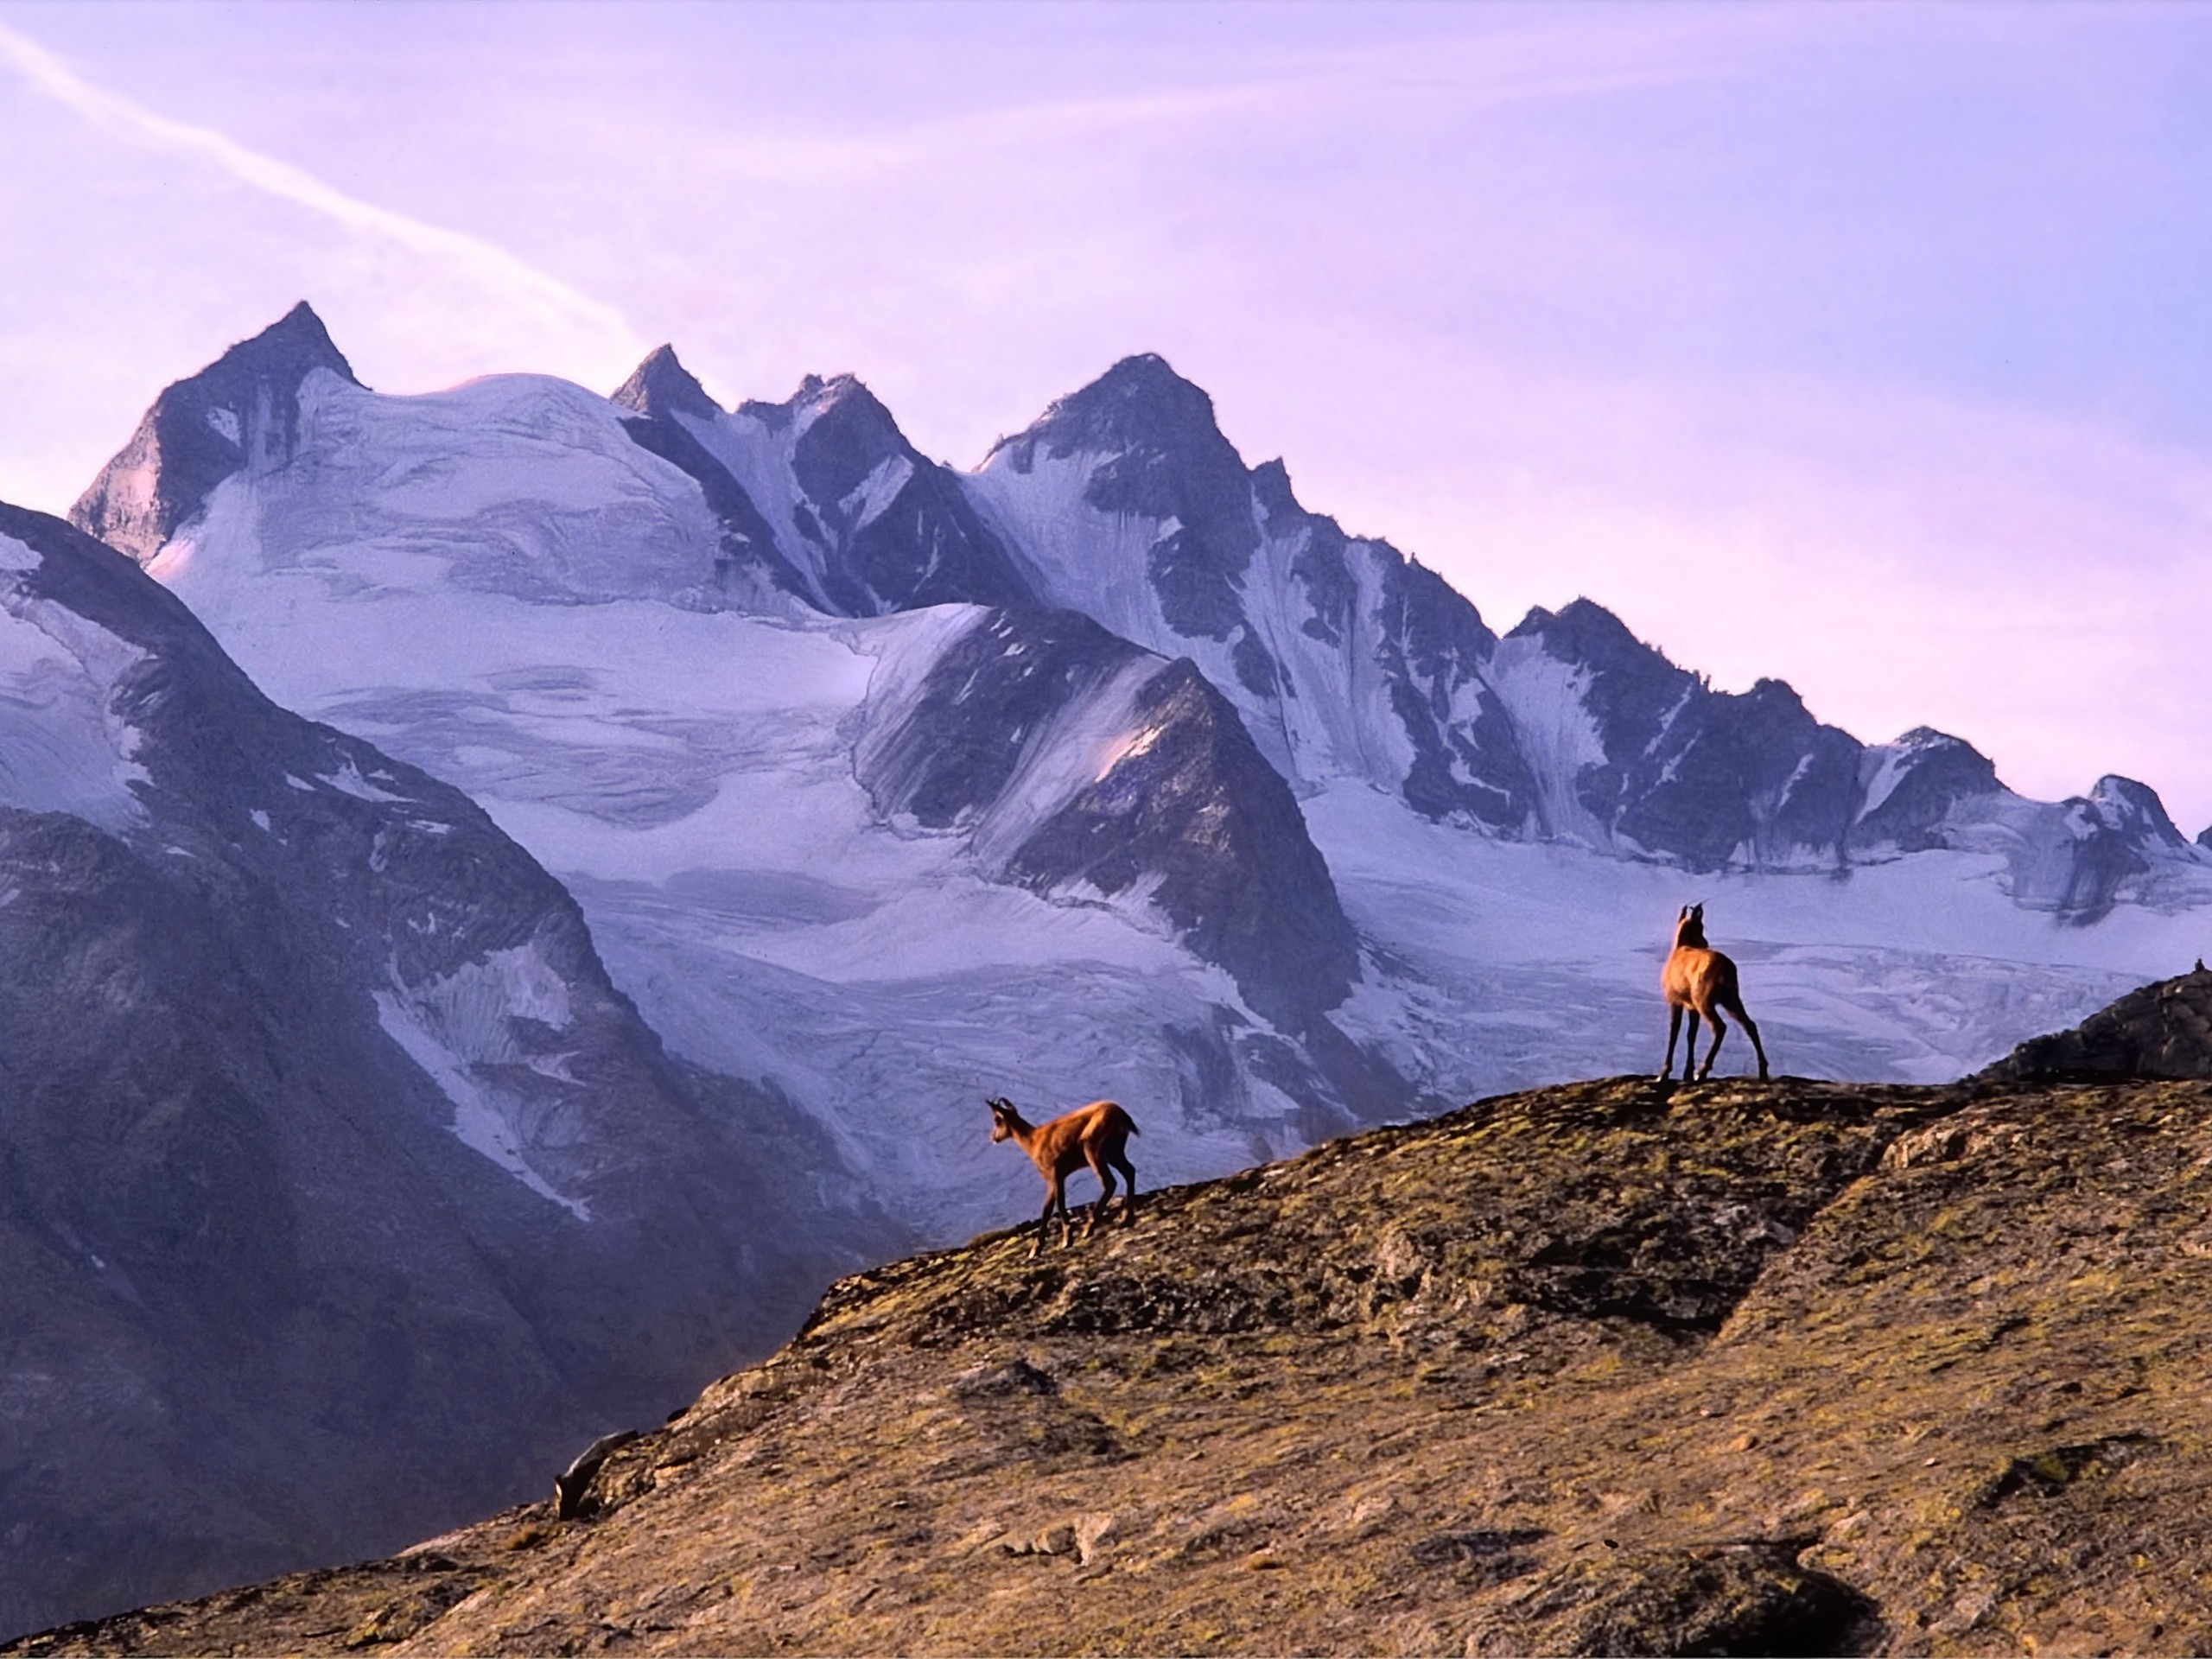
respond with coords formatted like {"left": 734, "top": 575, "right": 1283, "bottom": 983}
{"left": 17, "top": 1075, "right": 2212, "bottom": 1656}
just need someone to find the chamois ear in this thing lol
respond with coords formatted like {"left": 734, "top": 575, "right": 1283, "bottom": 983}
{"left": 1677, "top": 905, "right": 1690, "bottom": 921}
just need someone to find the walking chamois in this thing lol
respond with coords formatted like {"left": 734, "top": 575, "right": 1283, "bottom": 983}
{"left": 986, "top": 1096, "right": 1139, "bottom": 1256}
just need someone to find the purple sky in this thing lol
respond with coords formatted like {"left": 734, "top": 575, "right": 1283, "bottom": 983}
{"left": 4, "top": 2, "right": 2210, "bottom": 828}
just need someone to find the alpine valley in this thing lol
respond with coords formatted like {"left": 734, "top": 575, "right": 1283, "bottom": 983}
{"left": 5, "top": 304, "right": 2210, "bottom": 1634}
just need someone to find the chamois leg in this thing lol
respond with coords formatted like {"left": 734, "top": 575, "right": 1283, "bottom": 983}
{"left": 1697, "top": 1005, "right": 1728, "bottom": 1081}
{"left": 1726, "top": 998, "right": 1770, "bottom": 1081}
{"left": 1682, "top": 1009, "right": 1702, "bottom": 1079}
{"left": 1109, "top": 1148, "right": 1138, "bottom": 1222}
{"left": 1083, "top": 1150, "right": 1116, "bottom": 1238}
{"left": 1033, "top": 1174, "right": 1068, "bottom": 1258}
{"left": 1660, "top": 1004, "right": 1685, "bottom": 1081}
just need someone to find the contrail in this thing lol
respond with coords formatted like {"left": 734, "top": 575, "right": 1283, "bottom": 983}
{"left": 0, "top": 21, "right": 645, "bottom": 354}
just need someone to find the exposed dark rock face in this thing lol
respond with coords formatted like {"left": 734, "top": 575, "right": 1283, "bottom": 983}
{"left": 1008, "top": 658, "right": 1361, "bottom": 1030}
{"left": 71, "top": 303, "right": 359, "bottom": 563}
{"left": 1377, "top": 554, "right": 1537, "bottom": 830}
{"left": 1975, "top": 962, "right": 2212, "bottom": 1082}
{"left": 611, "top": 343, "right": 721, "bottom": 424}
{"left": 994, "top": 353, "right": 1262, "bottom": 645}
{"left": 782, "top": 377, "right": 1032, "bottom": 613}
{"left": 613, "top": 349, "right": 1034, "bottom": 617}
{"left": 612, "top": 346, "right": 810, "bottom": 602}
{"left": 0, "top": 505, "right": 880, "bottom": 1638}
{"left": 2041, "top": 775, "right": 2198, "bottom": 924}
{"left": 853, "top": 606, "right": 1141, "bottom": 833}
{"left": 1509, "top": 602, "right": 1866, "bottom": 867}
{"left": 973, "top": 355, "right": 1545, "bottom": 832}
{"left": 1848, "top": 726, "right": 2001, "bottom": 853}
{"left": 852, "top": 606, "right": 1363, "bottom": 1034}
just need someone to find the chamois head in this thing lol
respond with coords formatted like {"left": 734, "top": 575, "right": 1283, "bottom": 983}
{"left": 1673, "top": 902, "right": 1708, "bottom": 950}
{"left": 985, "top": 1096, "right": 1018, "bottom": 1142}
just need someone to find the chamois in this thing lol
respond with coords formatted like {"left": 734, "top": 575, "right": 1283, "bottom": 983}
{"left": 986, "top": 1096, "right": 1140, "bottom": 1255}
{"left": 1659, "top": 903, "right": 1770, "bottom": 1083}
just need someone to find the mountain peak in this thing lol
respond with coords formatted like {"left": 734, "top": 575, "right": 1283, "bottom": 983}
{"left": 611, "top": 345, "right": 721, "bottom": 421}
{"left": 71, "top": 302, "right": 360, "bottom": 563}
{"left": 1508, "top": 596, "right": 1663, "bottom": 665}
{"left": 2085, "top": 775, "right": 2190, "bottom": 847}
{"left": 988, "top": 353, "right": 1229, "bottom": 471}
{"left": 734, "top": 372, "right": 884, "bottom": 435}
{"left": 209, "top": 301, "right": 359, "bottom": 392}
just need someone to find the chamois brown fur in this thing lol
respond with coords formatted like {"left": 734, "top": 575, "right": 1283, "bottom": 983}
{"left": 1660, "top": 903, "right": 1770, "bottom": 1082}
{"left": 986, "top": 1096, "right": 1140, "bottom": 1255}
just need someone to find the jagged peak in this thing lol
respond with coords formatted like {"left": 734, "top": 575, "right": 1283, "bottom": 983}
{"left": 70, "top": 302, "right": 361, "bottom": 561}
{"left": 988, "top": 352, "right": 1231, "bottom": 468}
{"left": 736, "top": 372, "right": 893, "bottom": 437}
{"left": 197, "top": 301, "right": 361, "bottom": 395}
{"left": 611, "top": 345, "right": 721, "bottom": 422}
{"left": 1085, "top": 351, "right": 1204, "bottom": 398}
{"left": 1508, "top": 596, "right": 1663, "bottom": 663}
{"left": 1867, "top": 726, "right": 2000, "bottom": 790}
{"left": 1884, "top": 725, "right": 1978, "bottom": 753}
{"left": 2084, "top": 775, "right": 2189, "bottom": 845}
{"left": 1737, "top": 676, "right": 1813, "bottom": 717}
{"left": 1250, "top": 458, "right": 1300, "bottom": 518}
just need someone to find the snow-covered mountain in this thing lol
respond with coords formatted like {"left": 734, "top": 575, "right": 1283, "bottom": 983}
{"left": 613, "top": 346, "right": 1034, "bottom": 618}
{"left": 968, "top": 354, "right": 2212, "bottom": 916}
{"left": 0, "top": 501, "right": 879, "bottom": 1636}
{"left": 67, "top": 308, "right": 2212, "bottom": 1190}
{"left": 71, "top": 312, "right": 1411, "bottom": 1241}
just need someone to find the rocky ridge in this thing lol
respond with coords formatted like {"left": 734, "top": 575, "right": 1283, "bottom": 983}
{"left": 1977, "top": 961, "right": 2212, "bottom": 1083}
{"left": 970, "top": 357, "right": 2209, "bottom": 909}
{"left": 23, "top": 1064, "right": 2212, "bottom": 1656}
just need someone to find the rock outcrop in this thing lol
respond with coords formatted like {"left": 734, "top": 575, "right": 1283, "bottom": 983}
{"left": 1976, "top": 961, "right": 2212, "bottom": 1081}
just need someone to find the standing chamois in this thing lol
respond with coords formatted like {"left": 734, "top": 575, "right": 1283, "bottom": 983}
{"left": 1659, "top": 903, "right": 1770, "bottom": 1083}
{"left": 986, "top": 1096, "right": 1140, "bottom": 1256}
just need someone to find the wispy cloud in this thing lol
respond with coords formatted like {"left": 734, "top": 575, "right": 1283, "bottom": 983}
{"left": 681, "top": 8, "right": 1754, "bottom": 188}
{"left": 0, "top": 20, "right": 644, "bottom": 357}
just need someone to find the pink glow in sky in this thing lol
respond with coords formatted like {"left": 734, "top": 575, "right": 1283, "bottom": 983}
{"left": 3, "top": 2, "right": 2210, "bottom": 827}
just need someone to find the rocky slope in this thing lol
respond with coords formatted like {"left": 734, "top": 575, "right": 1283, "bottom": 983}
{"left": 25, "top": 1063, "right": 2212, "bottom": 1656}
{"left": 0, "top": 503, "right": 882, "bottom": 1637}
